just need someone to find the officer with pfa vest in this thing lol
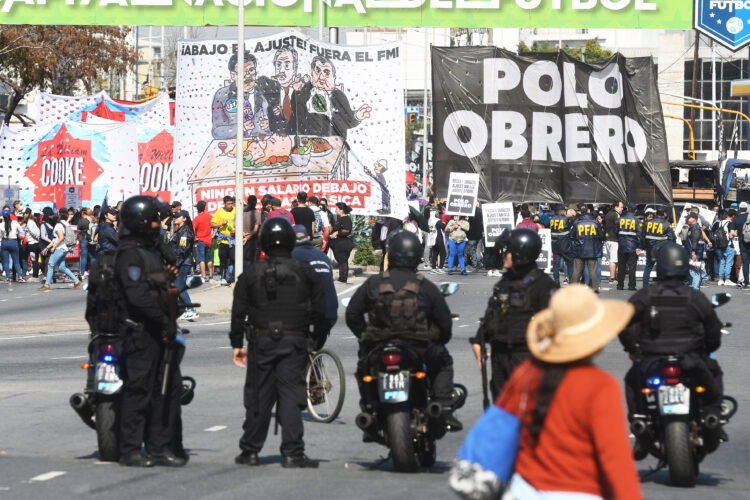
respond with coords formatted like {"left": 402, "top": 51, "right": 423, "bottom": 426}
{"left": 230, "top": 218, "right": 326, "bottom": 468}
{"left": 549, "top": 205, "right": 573, "bottom": 286}
{"left": 641, "top": 208, "right": 674, "bottom": 287}
{"left": 619, "top": 242, "right": 724, "bottom": 455}
{"left": 616, "top": 207, "right": 641, "bottom": 291}
{"left": 346, "top": 230, "right": 463, "bottom": 430}
{"left": 471, "top": 229, "right": 557, "bottom": 398}
{"left": 115, "top": 195, "right": 185, "bottom": 467}
{"left": 570, "top": 210, "right": 605, "bottom": 292}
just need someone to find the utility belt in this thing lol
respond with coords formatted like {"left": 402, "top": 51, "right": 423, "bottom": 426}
{"left": 245, "top": 322, "right": 308, "bottom": 342}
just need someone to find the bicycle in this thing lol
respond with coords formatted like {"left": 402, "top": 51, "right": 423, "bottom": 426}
{"left": 305, "top": 349, "right": 345, "bottom": 423}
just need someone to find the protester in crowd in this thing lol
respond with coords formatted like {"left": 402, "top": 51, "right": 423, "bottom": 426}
{"left": 242, "top": 195, "right": 261, "bottom": 269}
{"left": 516, "top": 209, "right": 538, "bottom": 232}
{"left": 77, "top": 207, "right": 95, "bottom": 276}
{"left": 40, "top": 211, "right": 81, "bottom": 290}
{"left": 18, "top": 208, "right": 31, "bottom": 279}
{"left": 404, "top": 211, "right": 423, "bottom": 243}
{"left": 465, "top": 205, "right": 483, "bottom": 271}
{"left": 12, "top": 200, "right": 23, "bottom": 221}
{"left": 192, "top": 201, "right": 214, "bottom": 282}
{"left": 713, "top": 210, "right": 736, "bottom": 286}
{"left": 25, "top": 208, "right": 42, "bottom": 281}
{"left": 267, "top": 197, "right": 295, "bottom": 225}
{"left": 497, "top": 285, "right": 641, "bottom": 499}
{"left": 729, "top": 201, "right": 750, "bottom": 289}
{"left": 169, "top": 210, "right": 198, "bottom": 320}
{"left": 39, "top": 207, "right": 55, "bottom": 281}
{"left": 432, "top": 209, "right": 448, "bottom": 274}
{"left": 320, "top": 197, "right": 335, "bottom": 226}
{"left": 423, "top": 209, "right": 439, "bottom": 270}
{"left": 1, "top": 208, "right": 25, "bottom": 282}
{"left": 727, "top": 209, "right": 743, "bottom": 285}
{"left": 330, "top": 202, "right": 354, "bottom": 284}
{"left": 603, "top": 201, "right": 622, "bottom": 285}
{"left": 445, "top": 216, "right": 470, "bottom": 276}
{"left": 290, "top": 191, "right": 315, "bottom": 238}
{"left": 97, "top": 207, "right": 119, "bottom": 255}
{"left": 211, "top": 195, "right": 236, "bottom": 285}
{"left": 683, "top": 213, "right": 704, "bottom": 290}
{"left": 307, "top": 195, "right": 330, "bottom": 249}
{"left": 531, "top": 214, "right": 544, "bottom": 230}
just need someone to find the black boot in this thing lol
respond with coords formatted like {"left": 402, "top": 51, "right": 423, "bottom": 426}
{"left": 282, "top": 454, "right": 319, "bottom": 468}
{"left": 148, "top": 451, "right": 187, "bottom": 467}
{"left": 119, "top": 451, "right": 155, "bottom": 467}
{"left": 235, "top": 451, "right": 260, "bottom": 466}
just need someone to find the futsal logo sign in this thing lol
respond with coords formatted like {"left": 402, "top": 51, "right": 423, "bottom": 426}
{"left": 695, "top": 0, "right": 750, "bottom": 50}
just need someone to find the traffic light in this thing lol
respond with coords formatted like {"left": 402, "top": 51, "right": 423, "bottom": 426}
{"left": 407, "top": 112, "right": 417, "bottom": 129}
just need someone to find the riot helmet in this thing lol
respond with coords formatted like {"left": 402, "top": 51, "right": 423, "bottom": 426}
{"left": 387, "top": 230, "right": 422, "bottom": 269}
{"left": 120, "top": 195, "right": 162, "bottom": 238}
{"left": 507, "top": 228, "right": 542, "bottom": 266}
{"left": 259, "top": 217, "right": 296, "bottom": 256}
{"left": 655, "top": 242, "right": 689, "bottom": 279}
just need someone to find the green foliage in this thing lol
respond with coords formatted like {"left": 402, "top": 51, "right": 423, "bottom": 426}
{"left": 350, "top": 215, "right": 373, "bottom": 246}
{"left": 352, "top": 241, "right": 382, "bottom": 267}
{"left": 517, "top": 38, "right": 613, "bottom": 63}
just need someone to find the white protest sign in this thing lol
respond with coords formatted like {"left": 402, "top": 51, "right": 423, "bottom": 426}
{"left": 482, "top": 202, "right": 514, "bottom": 247}
{"left": 537, "top": 228, "right": 552, "bottom": 273}
{"left": 445, "top": 172, "right": 479, "bottom": 216}
{"left": 63, "top": 186, "right": 82, "bottom": 209}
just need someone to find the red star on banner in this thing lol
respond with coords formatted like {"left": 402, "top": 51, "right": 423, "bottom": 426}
{"left": 82, "top": 99, "right": 126, "bottom": 122}
{"left": 24, "top": 123, "right": 104, "bottom": 202}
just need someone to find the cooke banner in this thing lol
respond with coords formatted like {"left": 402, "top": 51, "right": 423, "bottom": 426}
{"left": 432, "top": 48, "right": 672, "bottom": 205}
{"left": 174, "top": 31, "right": 406, "bottom": 216}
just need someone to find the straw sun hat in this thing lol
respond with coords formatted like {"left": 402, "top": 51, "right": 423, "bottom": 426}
{"left": 527, "top": 284, "right": 634, "bottom": 364}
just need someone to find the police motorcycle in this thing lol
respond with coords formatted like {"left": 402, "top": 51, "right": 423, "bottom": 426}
{"left": 630, "top": 292, "right": 738, "bottom": 487}
{"left": 346, "top": 283, "right": 467, "bottom": 472}
{"left": 69, "top": 276, "right": 203, "bottom": 462}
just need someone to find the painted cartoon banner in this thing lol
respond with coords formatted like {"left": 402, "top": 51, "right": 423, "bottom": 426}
{"left": 39, "top": 91, "right": 171, "bottom": 128}
{"left": 0, "top": 1, "right": 691, "bottom": 29}
{"left": 0, "top": 121, "right": 140, "bottom": 208}
{"left": 432, "top": 48, "right": 672, "bottom": 205}
{"left": 173, "top": 31, "right": 407, "bottom": 216}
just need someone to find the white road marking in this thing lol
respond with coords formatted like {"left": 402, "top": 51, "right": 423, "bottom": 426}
{"left": 337, "top": 282, "right": 362, "bottom": 297}
{"left": 217, "top": 346, "right": 233, "bottom": 349}
{"left": 204, "top": 425, "right": 227, "bottom": 432}
{"left": 94, "top": 461, "right": 114, "bottom": 465}
{"left": 0, "top": 331, "right": 89, "bottom": 341}
{"left": 30, "top": 471, "right": 66, "bottom": 482}
{"left": 458, "top": 324, "right": 470, "bottom": 328}
{"left": 50, "top": 355, "right": 88, "bottom": 360}
{"left": 199, "top": 321, "right": 230, "bottom": 326}
{"left": 0, "top": 487, "right": 10, "bottom": 491}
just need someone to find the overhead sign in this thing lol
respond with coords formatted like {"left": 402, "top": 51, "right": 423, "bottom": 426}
{"left": 0, "top": 1, "right": 691, "bottom": 28}
{"left": 432, "top": 47, "right": 672, "bottom": 205}
{"left": 695, "top": 0, "right": 750, "bottom": 51}
{"left": 445, "top": 172, "right": 479, "bottom": 216}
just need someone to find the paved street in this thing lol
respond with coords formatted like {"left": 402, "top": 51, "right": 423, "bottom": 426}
{"left": 0, "top": 274, "right": 748, "bottom": 499}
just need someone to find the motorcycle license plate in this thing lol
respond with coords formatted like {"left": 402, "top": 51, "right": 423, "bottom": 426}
{"left": 378, "top": 371, "right": 409, "bottom": 403}
{"left": 95, "top": 362, "right": 123, "bottom": 395}
{"left": 658, "top": 384, "right": 690, "bottom": 415}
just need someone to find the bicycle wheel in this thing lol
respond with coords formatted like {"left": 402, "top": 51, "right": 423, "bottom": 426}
{"left": 306, "top": 349, "right": 346, "bottom": 423}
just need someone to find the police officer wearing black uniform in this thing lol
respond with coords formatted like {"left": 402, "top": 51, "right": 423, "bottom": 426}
{"left": 549, "top": 205, "right": 573, "bottom": 286}
{"left": 616, "top": 207, "right": 641, "bottom": 291}
{"left": 346, "top": 230, "right": 463, "bottom": 430}
{"left": 116, "top": 195, "right": 185, "bottom": 467}
{"left": 230, "top": 218, "right": 326, "bottom": 468}
{"left": 471, "top": 229, "right": 557, "bottom": 399}
{"left": 619, "top": 242, "right": 724, "bottom": 456}
{"left": 641, "top": 208, "right": 675, "bottom": 288}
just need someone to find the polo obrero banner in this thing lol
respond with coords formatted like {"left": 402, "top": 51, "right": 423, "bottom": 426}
{"left": 172, "top": 30, "right": 407, "bottom": 216}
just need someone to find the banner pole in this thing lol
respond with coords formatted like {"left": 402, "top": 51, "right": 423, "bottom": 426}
{"left": 234, "top": 1, "right": 245, "bottom": 280}
{"left": 318, "top": 0, "right": 323, "bottom": 41}
{"left": 422, "top": 28, "right": 429, "bottom": 201}
{"left": 712, "top": 40, "right": 717, "bottom": 160}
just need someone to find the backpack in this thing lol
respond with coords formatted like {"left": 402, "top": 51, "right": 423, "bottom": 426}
{"left": 713, "top": 221, "right": 729, "bottom": 249}
{"left": 63, "top": 223, "right": 77, "bottom": 247}
{"left": 313, "top": 210, "right": 323, "bottom": 237}
{"left": 743, "top": 220, "right": 750, "bottom": 245}
{"left": 364, "top": 272, "right": 431, "bottom": 342}
{"left": 86, "top": 251, "right": 124, "bottom": 334}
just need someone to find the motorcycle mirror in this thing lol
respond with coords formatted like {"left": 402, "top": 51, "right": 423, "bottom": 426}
{"left": 711, "top": 293, "right": 731, "bottom": 307}
{"left": 185, "top": 276, "right": 203, "bottom": 290}
{"left": 439, "top": 282, "right": 460, "bottom": 296}
{"left": 341, "top": 297, "right": 351, "bottom": 307}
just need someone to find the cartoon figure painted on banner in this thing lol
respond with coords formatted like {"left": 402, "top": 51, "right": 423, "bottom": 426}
{"left": 295, "top": 56, "right": 372, "bottom": 140}
{"left": 364, "top": 159, "right": 391, "bottom": 214}
{"left": 211, "top": 51, "right": 271, "bottom": 140}
{"left": 256, "top": 46, "right": 303, "bottom": 136}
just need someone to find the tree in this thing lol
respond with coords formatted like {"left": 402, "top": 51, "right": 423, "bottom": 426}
{"left": 0, "top": 26, "right": 137, "bottom": 124}
{"left": 517, "top": 37, "right": 613, "bottom": 63}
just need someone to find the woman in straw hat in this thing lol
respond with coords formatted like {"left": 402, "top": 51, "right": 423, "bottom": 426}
{"left": 496, "top": 284, "right": 642, "bottom": 500}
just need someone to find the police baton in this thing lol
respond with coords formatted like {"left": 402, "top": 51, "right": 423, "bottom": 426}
{"left": 161, "top": 287, "right": 179, "bottom": 396}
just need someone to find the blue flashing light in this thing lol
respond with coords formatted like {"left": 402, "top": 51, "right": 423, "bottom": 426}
{"left": 103, "top": 355, "right": 114, "bottom": 363}
{"left": 647, "top": 377, "right": 661, "bottom": 387}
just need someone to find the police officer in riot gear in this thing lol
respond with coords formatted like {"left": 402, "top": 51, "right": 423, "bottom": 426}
{"left": 549, "top": 205, "right": 573, "bottom": 286}
{"left": 616, "top": 207, "right": 641, "bottom": 291}
{"left": 620, "top": 242, "right": 724, "bottom": 452}
{"left": 641, "top": 208, "right": 675, "bottom": 288}
{"left": 471, "top": 229, "right": 557, "bottom": 399}
{"left": 230, "top": 217, "right": 326, "bottom": 468}
{"left": 116, "top": 195, "right": 185, "bottom": 467}
{"left": 346, "top": 230, "right": 463, "bottom": 430}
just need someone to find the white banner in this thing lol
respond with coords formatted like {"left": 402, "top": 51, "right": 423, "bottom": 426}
{"left": 38, "top": 91, "right": 171, "bottom": 128}
{"left": 445, "top": 172, "right": 479, "bottom": 216}
{"left": 482, "top": 202, "right": 514, "bottom": 247}
{"left": 173, "top": 31, "right": 407, "bottom": 216}
{"left": 0, "top": 121, "right": 140, "bottom": 208}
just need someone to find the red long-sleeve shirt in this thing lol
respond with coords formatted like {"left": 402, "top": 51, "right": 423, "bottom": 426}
{"left": 497, "top": 359, "right": 642, "bottom": 500}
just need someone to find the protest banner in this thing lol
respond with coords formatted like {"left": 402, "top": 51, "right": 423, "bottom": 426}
{"left": 445, "top": 172, "right": 479, "bottom": 216}
{"left": 173, "top": 31, "right": 406, "bottom": 216}
{"left": 432, "top": 48, "right": 671, "bottom": 205}
{"left": 482, "top": 202, "right": 514, "bottom": 247}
